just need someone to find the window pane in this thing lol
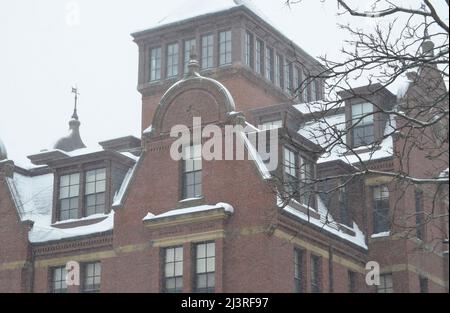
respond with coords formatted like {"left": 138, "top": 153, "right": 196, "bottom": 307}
{"left": 197, "top": 258, "right": 206, "bottom": 273}
{"left": 86, "top": 182, "right": 96, "bottom": 195}
{"left": 86, "top": 170, "right": 96, "bottom": 182}
{"left": 197, "top": 243, "right": 206, "bottom": 258}
{"left": 60, "top": 175, "right": 70, "bottom": 187}
{"left": 206, "top": 242, "right": 215, "bottom": 257}
{"left": 86, "top": 194, "right": 96, "bottom": 206}
{"left": 96, "top": 168, "right": 106, "bottom": 180}
{"left": 96, "top": 180, "right": 106, "bottom": 193}
{"left": 165, "top": 263, "right": 174, "bottom": 277}
{"left": 70, "top": 173, "right": 80, "bottom": 184}
{"left": 207, "top": 273, "right": 215, "bottom": 288}
{"left": 175, "top": 262, "right": 183, "bottom": 276}
{"left": 166, "top": 247, "right": 175, "bottom": 262}
{"left": 197, "top": 273, "right": 207, "bottom": 288}
{"left": 175, "top": 247, "right": 183, "bottom": 261}
{"left": 69, "top": 184, "right": 79, "bottom": 197}
{"left": 60, "top": 186, "right": 69, "bottom": 199}
{"left": 206, "top": 257, "right": 215, "bottom": 272}
{"left": 96, "top": 193, "right": 105, "bottom": 205}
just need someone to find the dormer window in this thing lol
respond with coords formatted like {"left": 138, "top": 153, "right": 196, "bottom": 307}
{"left": 57, "top": 167, "right": 108, "bottom": 221}
{"left": 300, "top": 157, "right": 315, "bottom": 208}
{"left": 311, "top": 80, "right": 317, "bottom": 101}
{"left": 85, "top": 168, "right": 106, "bottom": 216}
{"left": 59, "top": 173, "right": 80, "bottom": 220}
{"left": 351, "top": 102, "right": 374, "bottom": 147}
{"left": 284, "top": 147, "right": 298, "bottom": 198}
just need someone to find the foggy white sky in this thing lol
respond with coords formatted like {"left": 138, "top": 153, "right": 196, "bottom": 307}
{"left": 0, "top": 0, "right": 447, "bottom": 167}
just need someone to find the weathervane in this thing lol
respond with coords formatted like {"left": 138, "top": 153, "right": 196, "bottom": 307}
{"left": 420, "top": 3, "right": 429, "bottom": 38}
{"left": 71, "top": 86, "right": 79, "bottom": 120}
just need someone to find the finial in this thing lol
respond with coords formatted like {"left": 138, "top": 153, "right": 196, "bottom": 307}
{"left": 71, "top": 86, "right": 79, "bottom": 120}
{"left": 420, "top": 4, "right": 434, "bottom": 57}
{"left": 187, "top": 46, "right": 200, "bottom": 76}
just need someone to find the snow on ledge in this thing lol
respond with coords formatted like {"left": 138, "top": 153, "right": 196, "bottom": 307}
{"left": 278, "top": 196, "right": 367, "bottom": 249}
{"left": 52, "top": 213, "right": 110, "bottom": 226}
{"left": 29, "top": 212, "right": 114, "bottom": 243}
{"left": 143, "top": 202, "right": 234, "bottom": 221}
{"left": 371, "top": 231, "right": 390, "bottom": 239}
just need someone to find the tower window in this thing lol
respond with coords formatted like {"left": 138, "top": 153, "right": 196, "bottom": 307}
{"left": 285, "top": 61, "right": 293, "bottom": 93}
{"left": 184, "top": 39, "right": 196, "bottom": 74}
{"left": 201, "top": 34, "right": 214, "bottom": 69}
{"left": 275, "top": 53, "right": 284, "bottom": 89}
{"left": 265, "top": 47, "right": 274, "bottom": 82}
{"left": 245, "top": 31, "right": 254, "bottom": 69}
{"left": 293, "top": 66, "right": 302, "bottom": 100}
{"left": 255, "top": 39, "right": 264, "bottom": 75}
{"left": 149, "top": 47, "right": 161, "bottom": 81}
{"left": 219, "top": 30, "right": 232, "bottom": 66}
{"left": 167, "top": 43, "right": 179, "bottom": 78}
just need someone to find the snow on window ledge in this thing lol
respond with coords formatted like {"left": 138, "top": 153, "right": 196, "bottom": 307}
{"left": 371, "top": 231, "right": 390, "bottom": 239}
{"left": 143, "top": 202, "right": 234, "bottom": 222}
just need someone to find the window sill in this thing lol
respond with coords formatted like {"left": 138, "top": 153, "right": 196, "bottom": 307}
{"left": 177, "top": 196, "right": 204, "bottom": 209}
{"left": 53, "top": 213, "right": 109, "bottom": 229}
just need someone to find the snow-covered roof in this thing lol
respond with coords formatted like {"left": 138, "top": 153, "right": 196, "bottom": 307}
{"left": 137, "top": 0, "right": 269, "bottom": 33}
{"left": 112, "top": 158, "right": 140, "bottom": 207}
{"left": 143, "top": 202, "right": 234, "bottom": 221}
{"left": 294, "top": 100, "right": 344, "bottom": 115}
{"left": 5, "top": 163, "right": 134, "bottom": 243}
{"left": 298, "top": 112, "right": 395, "bottom": 164}
{"left": 279, "top": 196, "right": 367, "bottom": 249}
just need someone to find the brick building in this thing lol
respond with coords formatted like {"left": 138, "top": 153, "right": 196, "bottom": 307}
{"left": 0, "top": 0, "right": 448, "bottom": 293}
